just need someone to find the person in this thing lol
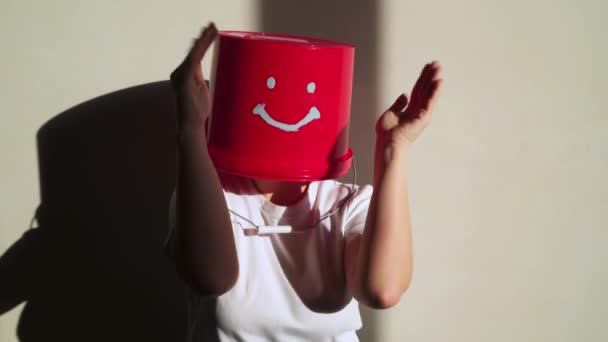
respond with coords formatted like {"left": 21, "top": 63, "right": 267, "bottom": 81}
{"left": 164, "top": 22, "right": 443, "bottom": 342}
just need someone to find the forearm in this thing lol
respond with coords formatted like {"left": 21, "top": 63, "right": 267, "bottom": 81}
{"left": 356, "top": 140, "right": 413, "bottom": 306}
{"left": 175, "top": 127, "right": 238, "bottom": 296}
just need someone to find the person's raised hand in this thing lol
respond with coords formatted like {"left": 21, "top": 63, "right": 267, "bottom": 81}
{"left": 376, "top": 61, "right": 443, "bottom": 147}
{"left": 170, "top": 23, "right": 218, "bottom": 136}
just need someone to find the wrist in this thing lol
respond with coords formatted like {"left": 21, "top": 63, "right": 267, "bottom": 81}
{"left": 376, "top": 137, "right": 411, "bottom": 164}
{"left": 373, "top": 140, "right": 409, "bottom": 185}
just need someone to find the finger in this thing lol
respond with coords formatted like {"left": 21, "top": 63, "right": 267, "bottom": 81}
{"left": 420, "top": 62, "right": 442, "bottom": 109}
{"left": 421, "top": 62, "right": 441, "bottom": 102}
{"left": 424, "top": 78, "right": 443, "bottom": 112}
{"left": 173, "top": 23, "right": 217, "bottom": 87}
{"left": 388, "top": 93, "right": 409, "bottom": 114}
{"left": 410, "top": 62, "right": 435, "bottom": 106}
{"left": 402, "top": 73, "right": 442, "bottom": 123}
{"left": 411, "top": 62, "right": 441, "bottom": 113}
{"left": 190, "top": 22, "right": 218, "bottom": 67}
{"left": 177, "top": 37, "right": 200, "bottom": 72}
{"left": 417, "top": 61, "right": 441, "bottom": 105}
{"left": 415, "top": 78, "right": 442, "bottom": 117}
{"left": 171, "top": 37, "right": 201, "bottom": 86}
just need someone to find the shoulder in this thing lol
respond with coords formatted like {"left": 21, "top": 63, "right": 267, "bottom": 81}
{"left": 343, "top": 182, "right": 373, "bottom": 217}
{"left": 313, "top": 180, "right": 373, "bottom": 238}
{"left": 315, "top": 179, "right": 372, "bottom": 199}
{"left": 313, "top": 179, "right": 373, "bottom": 213}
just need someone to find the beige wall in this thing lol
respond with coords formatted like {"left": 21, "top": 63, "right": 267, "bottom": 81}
{"left": 377, "top": 0, "right": 607, "bottom": 341}
{"left": 1, "top": 0, "right": 606, "bottom": 341}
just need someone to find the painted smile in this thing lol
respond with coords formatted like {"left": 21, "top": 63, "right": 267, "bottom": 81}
{"left": 252, "top": 104, "right": 321, "bottom": 132}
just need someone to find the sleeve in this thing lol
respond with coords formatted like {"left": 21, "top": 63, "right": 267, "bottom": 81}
{"left": 341, "top": 184, "right": 374, "bottom": 241}
{"left": 162, "top": 190, "right": 177, "bottom": 261}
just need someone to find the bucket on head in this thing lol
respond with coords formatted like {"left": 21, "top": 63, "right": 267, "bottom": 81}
{"left": 207, "top": 31, "right": 355, "bottom": 181}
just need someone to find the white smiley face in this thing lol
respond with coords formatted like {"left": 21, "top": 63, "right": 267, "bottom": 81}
{"left": 252, "top": 76, "right": 321, "bottom": 132}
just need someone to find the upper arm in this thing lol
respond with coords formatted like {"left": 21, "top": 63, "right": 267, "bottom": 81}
{"left": 341, "top": 184, "right": 374, "bottom": 300}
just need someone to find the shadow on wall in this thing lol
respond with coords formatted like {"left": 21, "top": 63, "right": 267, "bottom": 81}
{"left": 258, "top": 0, "right": 380, "bottom": 340}
{"left": 0, "top": 81, "right": 187, "bottom": 342}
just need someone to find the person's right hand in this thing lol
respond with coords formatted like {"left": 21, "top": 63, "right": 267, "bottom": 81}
{"left": 170, "top": 23, "right": 218, "bottom": 136}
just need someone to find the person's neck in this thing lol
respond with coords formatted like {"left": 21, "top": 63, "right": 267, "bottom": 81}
{"left": 251, "top": 179, "right": 310, "bottom": 206}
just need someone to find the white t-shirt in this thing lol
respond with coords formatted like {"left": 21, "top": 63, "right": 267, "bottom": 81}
{"left": 166, "top": 172, "right": 373, "bottom": 342}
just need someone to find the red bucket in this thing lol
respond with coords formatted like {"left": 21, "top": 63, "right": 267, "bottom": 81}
{"left": 207, "top": 31, "right": 355, "bottom": 181}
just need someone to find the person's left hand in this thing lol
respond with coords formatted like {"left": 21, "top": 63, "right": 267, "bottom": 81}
{"left": 376, "top": 61, "right": 443, "bottom": 148}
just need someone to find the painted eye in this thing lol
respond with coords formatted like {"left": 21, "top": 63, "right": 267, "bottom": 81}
{"left": 267, "top": 77, "right": 276, "bottom": 89}
{"left": 307, "top": 82, "right": 316, "bottom": 94}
